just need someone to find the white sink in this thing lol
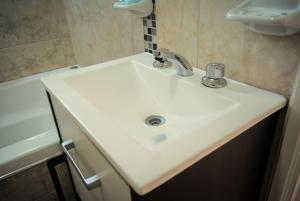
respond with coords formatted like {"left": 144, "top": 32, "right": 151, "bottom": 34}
{"left": 42, "top": 53, "right": 286, "bottom": 194}
{"left": 64, "top": 61, "right": 238, "bottom": 151}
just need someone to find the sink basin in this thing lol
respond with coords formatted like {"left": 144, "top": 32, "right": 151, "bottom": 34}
{"left": 64, "top": 61, "right": 238, "bottom": 151}
{"left": 42, "top": 53, "right": 286, "bottom": 195}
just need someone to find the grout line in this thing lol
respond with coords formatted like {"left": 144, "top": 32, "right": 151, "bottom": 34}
{"left": 195, "top": 0, "right": 200, "bottom": 68}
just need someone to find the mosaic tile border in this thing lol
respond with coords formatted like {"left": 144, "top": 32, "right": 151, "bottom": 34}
{"left": 143, "top": 0, "right": 157, "bottom": 54}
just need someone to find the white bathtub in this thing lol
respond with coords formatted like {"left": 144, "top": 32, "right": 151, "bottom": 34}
{"left": 0, "top": 67, "right": 76, "bottom": 180}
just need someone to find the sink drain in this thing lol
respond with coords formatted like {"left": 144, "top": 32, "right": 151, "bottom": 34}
{"left": 145, "top": 115, "right": 166, "bottom": 127}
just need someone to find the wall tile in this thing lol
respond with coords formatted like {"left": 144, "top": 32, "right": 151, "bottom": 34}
{"left": 63, "top": 0, "right": 144, "bottom": 66}
{"left": 131, "top": 16, "right": 145, "bottom": 54}
{"left": 156, "top": 0, "right": 300, "bottom": 97}
{"left": 0, "top": 0, "right": 71, "bottom": 47}
{"left": 156, "top": 0, "right": 199, "bottom": 67}
{"left": 0, "top": 37, "right": 76, "bottom": 81}
{"left": 1, "top": 0, "right": 143, "bottom": 81}
{"left": 0, "top": 0, "right": 76, "bottom": 81}
{"left": 0, "top": 0, "right": 52, "bottom": 49}
{"left": 197, "top": 0, "right": 300, "bottom": 97}
{"left": 0, "top": 70, "right": 4, "bottom": 83}
{"left": 0, "top": 59, "right": 21, "bottom": 82}
{"left": 50, "top": 0, "right": 71, "bottom": 39}
{"left": 55, "top": 37, "right": 77, "bottom": 67}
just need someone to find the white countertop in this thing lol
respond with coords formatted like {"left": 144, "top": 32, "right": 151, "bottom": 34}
{"left": 42, "top": 53, "right": 286, "bottom": 195}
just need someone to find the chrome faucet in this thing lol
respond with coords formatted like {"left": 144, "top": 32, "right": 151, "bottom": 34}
{"left": 153, "top": 49, "right": 194, "bottom": 77}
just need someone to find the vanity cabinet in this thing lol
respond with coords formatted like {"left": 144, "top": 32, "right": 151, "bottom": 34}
{"left": 42, "top": 53, "right": 286, "bottom": 201}
{"left": 51, "top": 96, "right": 131, "bottom": 201}
{"left": 131, "top": 112, "right": 279, "bottom": 201}
{"left": 50, "top": 93, "right": 281, "bottom": 201}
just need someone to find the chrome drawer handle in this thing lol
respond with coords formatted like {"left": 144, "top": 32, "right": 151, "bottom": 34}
{"left": 62, "top": 140, "right": 101, "bottom": 190}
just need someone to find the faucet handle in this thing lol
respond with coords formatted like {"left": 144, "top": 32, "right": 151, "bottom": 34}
{"left": 156, "top": 48, "right": 172, "bottom": 59}
{"left": 153, "top": 51, "right": 160, "bottom": 58}
{"left": 206, "top": 63, "right": 225, "bottom": 79}
{"left": 154, "top": 48, "right": 169, "bottom": 61}
{"left": 202, "top": 63, "right": 227, "bottom": 88}
{"left": 153, "top": 49, "right": 172, "bottom": 68}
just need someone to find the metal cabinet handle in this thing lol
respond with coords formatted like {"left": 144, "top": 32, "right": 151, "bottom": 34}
{"left": 62, "top": 140, "right": 101, "bottom": 190}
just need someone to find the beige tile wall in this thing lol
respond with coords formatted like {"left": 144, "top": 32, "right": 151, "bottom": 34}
{"left": 156, "top": 0, "right": 300, "bottom": 97}
{"left": 0, "top": 0, "right": 77, "bottom": 82}
{"left": 63, "top": 0, "right": 144, "bottom": 66}
{"left": 0, "top": 0, "right": 144, "bottom": 82}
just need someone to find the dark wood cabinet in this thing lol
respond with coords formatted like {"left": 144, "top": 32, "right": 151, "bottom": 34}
{"left": 131, "top": 113, "right": 280, "bottom": 201}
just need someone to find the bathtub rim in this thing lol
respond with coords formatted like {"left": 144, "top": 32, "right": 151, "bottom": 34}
{"left": 0, "top": 65, "right": 80, "bottom": 88}
{"left": 0, "top": 65, "right": 79, "bottom": 180}
{"left": 0, "top": 129, "right": 62, "bottom": 181}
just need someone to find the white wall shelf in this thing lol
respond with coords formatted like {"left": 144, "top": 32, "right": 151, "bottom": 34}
{"left": 226, "top": 0, "right": 300, "bottom": 36}
{"left": 113, "top": 0, "right": 153, "bottom": 17}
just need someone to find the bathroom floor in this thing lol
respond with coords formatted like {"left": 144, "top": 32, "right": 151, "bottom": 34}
{"left": 0, "top": 162, "right": 76, "bottom": 201}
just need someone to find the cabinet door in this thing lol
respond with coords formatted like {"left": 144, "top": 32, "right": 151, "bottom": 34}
{"left": 52, "top": 96, "right": 131, "bottom": 201}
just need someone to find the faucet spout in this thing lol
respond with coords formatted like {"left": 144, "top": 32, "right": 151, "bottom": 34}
{"left": 156, "top": 49, "right": 194, "bottom": 77}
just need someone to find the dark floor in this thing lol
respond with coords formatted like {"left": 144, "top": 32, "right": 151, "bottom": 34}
{"left": 0, "top": 161, "right": 77, "bottom": 201}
